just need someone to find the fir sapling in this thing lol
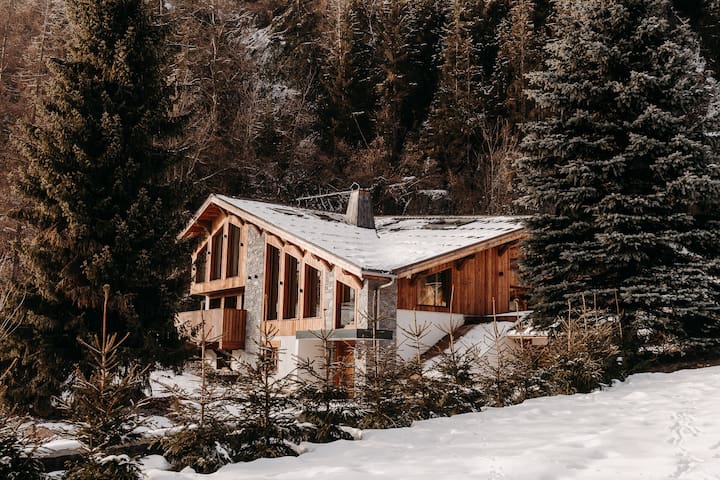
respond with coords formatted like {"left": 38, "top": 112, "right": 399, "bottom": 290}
{"left": 228, "top": 323, "right": 302, "bottom": 461}
{"left": 155, "top": 310, "right": 236, "bottom": 474}
{"left": 0, "top": 289, "right": 44, "bottom": 480}
{"left": 293, "top": 329, "right": 357, "bottom": 442}
{"left": 61, "top": 285, "right": 148, "bottom": 480}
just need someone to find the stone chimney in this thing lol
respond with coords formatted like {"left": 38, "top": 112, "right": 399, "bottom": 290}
{"left": 345, "top": 187, "right": 375, "bottom": 229}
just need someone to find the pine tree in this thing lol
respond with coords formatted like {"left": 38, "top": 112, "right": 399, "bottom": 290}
{"left": 293, "top": 330, "right": 356, "bottom": 442}
{"left": 61, "top": 285, "right": 147, "bottom": 480}
{"left": 319, "top": 0, "right": 377, "bottom": 150}
{"left": 354, "top": 339, "right": 412, "bottom": 429}
{"left": 517, "top": 0, "right": 720, "bottom": 352}
{"left": 492, "top": 0, "right": 544, "bottom": 125}
{"left": 229, "top": 324, "right": 301, "bottom": 461}
{"left": 374, "top": 0, "right": 442, "bottom": 162}
{"left": 422, "top": 0, "right": 486, "bottom": 178}
{"left": 154, "top": 309, "right": 235, "bottom": 474}
{"left": 0, "top": 286, "right": 44, "bottom": 480}
{"left": 6, "top": 0, "right": 188, "bottom": 414}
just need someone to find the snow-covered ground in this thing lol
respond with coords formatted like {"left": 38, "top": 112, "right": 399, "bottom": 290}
{"left": 143, "top": 365, "right": 720, "bottom": 480}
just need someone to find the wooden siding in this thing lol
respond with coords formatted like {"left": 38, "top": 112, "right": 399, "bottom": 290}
{"left": 266, "top": 317, "right": 325, "bottom": 337}
{"left": 177, "top": 308, "right": 246, "bottom": 350}
{"left": 397, "top": 241, "right": 521, "bottom": 316}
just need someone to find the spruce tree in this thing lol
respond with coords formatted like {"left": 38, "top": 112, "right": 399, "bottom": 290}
{"left": 422, "top": 0, "right": 486, "bottom": 177}
{"left": 492, "top": 0, "right": 544, "bottom": 125}
{"left": 374, "top": 0, "right": 442, "bottom": 162}
{"left": 6, "top": 0, "right": 188, "bottom": 413}
{"left": 517, "top": 0, "right": 720, "bottom": 351}
{"left": 319, "top": 0, "right": 378, "bottom": 150}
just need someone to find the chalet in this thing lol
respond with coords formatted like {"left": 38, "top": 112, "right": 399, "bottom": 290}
{"left": 177, "top": 189, "right": 528, "bottom": 379}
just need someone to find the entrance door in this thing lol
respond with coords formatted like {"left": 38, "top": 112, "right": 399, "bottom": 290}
{"left": 333, "top": 341, "right": 355, "bottom": 392}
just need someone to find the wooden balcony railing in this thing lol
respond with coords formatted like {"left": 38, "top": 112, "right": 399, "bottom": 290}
{"left": 177, "top": 308, "right": 246, "bottom": 350}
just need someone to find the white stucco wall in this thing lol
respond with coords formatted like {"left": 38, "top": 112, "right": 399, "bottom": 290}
{"left": 270, "top": 336, "right": 324, "bottom": 380}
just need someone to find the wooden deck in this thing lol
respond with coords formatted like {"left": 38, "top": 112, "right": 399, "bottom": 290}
{"left": 177, "top": 308, "right": 246, "bottom": 350}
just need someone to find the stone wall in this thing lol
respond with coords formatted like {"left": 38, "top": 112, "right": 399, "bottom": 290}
{"left": 240, "top": 225, "right": 266, "bottom": 354}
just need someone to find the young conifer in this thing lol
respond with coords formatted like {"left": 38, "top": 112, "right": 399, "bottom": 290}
{"left": 229, "top": 324, "right": 301, "bottom": 461}
{"left": 61, "top": 285, "right": 147, "bottom": 480}
{"left": 294, "top": 330, "right": 356, "bottom": 442}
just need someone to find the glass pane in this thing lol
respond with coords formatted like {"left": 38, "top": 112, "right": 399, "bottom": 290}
{"left": 336, "top": 282, "right": 355, "bottom": 327}
{"left": 304, "top": 265, "right": 321, "bottom": 318}
{"left": 210, "top": 230, "right": 223, "bottom": 280}
{"left": 417, "top": 269, "right": 451, "bottom": 307}
{"left": 227, "top": 224, "right": 241, "bottom": 278}
{"left": 194, "top": 244, "right": 207, "bottom": 283}
{"left": 266, "top": 245, "right": 280, "bottom": 320}
{"left": 283, "top": 254, "right": 299, "bottom": 319}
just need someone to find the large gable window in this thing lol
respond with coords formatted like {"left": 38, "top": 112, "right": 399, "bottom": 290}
{"left": 194, "top": 244, "right": 207, "bottom": 283}
{"left": 417, "top": 269, "right": 451, "bottom": 307}
{"left": 210, "top": 230, "right": 223, "bottom": 280}
{"left": 336, "top": 281, "right": 356, "bottom": 328}
{"left": 226, "top": 224, "right": 242, "bottom": 278}
{"left": 303, "top": 265, "right": 322, "bottom": 318}
{"left": 283, "top": 254, "right": 300, "bottom": 319}
{"left": 265, "top": 245, "right": 280, "bottom": 320}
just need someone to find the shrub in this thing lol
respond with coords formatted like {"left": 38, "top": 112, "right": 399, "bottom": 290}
{"left": 0, "top": 418, "right": 43, "bottom": 480}
{"left": 294, "top": 330, "right": 357, "bottom": 442}
{"left": 63, "top": 455, "right": 141, "bottom": 480}
{"left": 157, "top": 424, "right": 234, "bottom": 474}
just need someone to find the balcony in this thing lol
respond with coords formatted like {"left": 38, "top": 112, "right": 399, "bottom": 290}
{"left": 177, "top": 308, "right": 246, "bottom": 350}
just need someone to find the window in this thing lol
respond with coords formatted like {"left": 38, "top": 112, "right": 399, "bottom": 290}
{"left": 225, "top": 295, "right": 238, "bottom": 309}
{"left": 226, "top": 224, "right": 242, "bottom": 278}
{"left": 265, "top": 245, "right": 280, "bottom": 320}
{"left": 210, "top": 230, "right": 223, "bottom": 280}
{"left": 195, "top": 244, "right": 207, "bottom": 283}
{"left": 336, "top": 282, "right": 356, "bottom": 328}
{"left": 417, "top": 269, "right": 451, "bottom": 307}
{"left": 303, "top": 265, "right": 321, "bottom": 318}
{"left": 209, "top": 297, "right": 222, "bottom": 309}
{"left": 283, "top": 254, "right": 300, "bottom": 319}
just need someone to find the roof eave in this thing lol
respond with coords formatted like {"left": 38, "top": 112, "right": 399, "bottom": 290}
{"left": 391, "top": 229, "right": 526, "bottom": 278}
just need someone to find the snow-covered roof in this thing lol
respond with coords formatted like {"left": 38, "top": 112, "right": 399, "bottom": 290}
{"left": 199, "top": 194, "right": 525, "bottom": 275}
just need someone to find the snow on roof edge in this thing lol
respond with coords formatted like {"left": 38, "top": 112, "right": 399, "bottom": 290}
{"left": 200, "top": 194, "right": 527, "bottom": 274}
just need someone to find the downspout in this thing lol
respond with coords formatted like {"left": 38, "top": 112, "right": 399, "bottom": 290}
{"left": 371, "top": 274, "right": 396, "bottom": 380}
{"left": 372, "top": 275, "right": 396, "bottom": 353}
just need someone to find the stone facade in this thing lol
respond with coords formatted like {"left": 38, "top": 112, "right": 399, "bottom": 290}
{"left": 239, "top": 224, "right": 266, "bottom": 355}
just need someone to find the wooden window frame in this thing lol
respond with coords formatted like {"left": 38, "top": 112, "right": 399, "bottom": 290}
{"left": 265, "top": 244, "right": 281, "bottom": 321}
{"left": 335, "top": 280, "right": 357, "bottom": 329}
{"left": 282, "top": 253, "right": 301, "bottom": 320}
{"left": 302, "top": 263, "right": 322, "bottom": 319}
{"left": 417, "top": 268, "right": 452, "bottom": 308}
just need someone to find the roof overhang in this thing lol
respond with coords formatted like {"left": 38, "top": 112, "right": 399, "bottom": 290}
{"left": 180, "top": 195, "right": 527, "bottom": 281}
{"left": 392, "top": 230, "right": 526, "bottom": 278}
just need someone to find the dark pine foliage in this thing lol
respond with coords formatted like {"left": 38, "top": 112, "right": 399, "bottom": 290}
{"left": 517, "top": 0, "right": 720, "bottom": 352}
{"left": 5, "top": 0, "right": 189, "bottom": 414}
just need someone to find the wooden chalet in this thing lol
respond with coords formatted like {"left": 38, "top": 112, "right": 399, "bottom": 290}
{"left": 178, "top": 189, "right": 527, "bottom": 379}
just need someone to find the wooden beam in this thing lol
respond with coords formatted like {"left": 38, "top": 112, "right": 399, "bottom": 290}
{"left": 454, "top": 253, "right": 475, "bottom": 270}
{"left": 497, "top": 239, "right": 521, "bottom": 257}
